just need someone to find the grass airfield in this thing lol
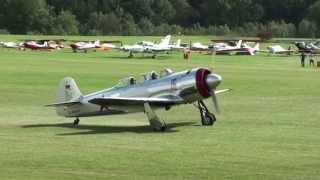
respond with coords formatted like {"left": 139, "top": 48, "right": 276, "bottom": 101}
{"left": 0, "top": 36, "right": 320, "bottom": 179}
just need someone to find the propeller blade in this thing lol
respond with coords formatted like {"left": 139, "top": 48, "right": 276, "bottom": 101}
{"left": 211, "top": 90, "right": 220, "bottom": 114}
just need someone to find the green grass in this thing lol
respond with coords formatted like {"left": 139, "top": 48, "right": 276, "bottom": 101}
{"left": 0, "top": 35, "right": 320, "bottom": 180}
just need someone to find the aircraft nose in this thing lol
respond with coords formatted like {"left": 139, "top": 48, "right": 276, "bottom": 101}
{"left": 206, "top": 74, "right": 222, "bottom": 89}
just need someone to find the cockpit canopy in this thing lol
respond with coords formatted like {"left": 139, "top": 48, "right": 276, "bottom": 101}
{"left": 116, "top": 76, "right": 136, "bottom": 87}
{"left": 160, "top": 68, "right": 174, "bottom": 78}
{"left": 137, "top": 41, "right": 154, "bottom": 47}
{"left": 141, "top": 69, "right": 174, "bottom": 81}
{"left": 116, "top": 69, "right": 174, "bottom": 88}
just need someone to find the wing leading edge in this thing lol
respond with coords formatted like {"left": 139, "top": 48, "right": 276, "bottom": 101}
{"left": 89, "top": 96, "right": 184, "bottom": 107}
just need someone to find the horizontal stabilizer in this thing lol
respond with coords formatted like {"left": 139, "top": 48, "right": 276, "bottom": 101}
{"left": 45, "top": 101, "right": 81, "bottom": 107}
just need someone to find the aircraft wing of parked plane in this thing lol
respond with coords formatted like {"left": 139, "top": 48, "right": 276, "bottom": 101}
{"left": 47, "top": 68, "right": 230, "bottom": 131}
{"left": 266, "top": 45, "right": 295, "bottom": 54}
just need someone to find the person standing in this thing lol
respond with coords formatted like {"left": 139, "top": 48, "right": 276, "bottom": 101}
{"left": 309, "top": 53, "right": 315, "bottom": 67}
{"left": 301, "top": 52, "right": 306, "bottom": 67}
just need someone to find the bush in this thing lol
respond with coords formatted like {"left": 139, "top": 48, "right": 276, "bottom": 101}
{"left": 0, "top": 29, "right": 10, "bottom": 34}
{"left": 268, "top": 21, "right": 296, "bottom": 38}
{"left": 298, "top": 19, "right": 317, "bottom": 38}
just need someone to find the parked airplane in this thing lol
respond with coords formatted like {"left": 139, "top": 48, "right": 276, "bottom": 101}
{"left": 267, "top": 45, "right": 295, "bottom": 55}
{"left": 23, "top": 41, "right": 55, "bottom": 51}
{"left": 0, "top": 41, "right": 21, "bottom": 48}
{"left": 214, "top": 42, "right": 259, "bottom": 56}
{"left": 47, "top": 68, "right": 229, "bottom": 131}
{"left": 295, "top": 42, "right": 320, "bottom": 54}
{"left": 70, "top": 40, "right": 101, "bottom": 53}
{"left": 22, "top": 40, "right": 64, "bottom": 51}
{"left": 190, "top": 42, "right": 212, "bottom": 51}
{"left": 119, "top": 35, "right": 172, "bottom": 58}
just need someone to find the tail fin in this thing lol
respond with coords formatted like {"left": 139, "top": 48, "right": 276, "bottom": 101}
{"left": 56, "top": 77, "right": 82, "bottom": 103}
{"left": 94, "top": 40, "right": 100, "bottom": 46}
{"left": 236, "top": 40, "right": 243, "bottom": 48}
{"left": 253, "top": 43, "right": 260, "bottom": 51}
{"left": 159, "top": 35, "right": 171, "bottom": 47}
{"left": 176, "top": 39, "right": 181, "bottom": 47}
{"left": 249, "top": 43, "right": 260, "bottom": 55}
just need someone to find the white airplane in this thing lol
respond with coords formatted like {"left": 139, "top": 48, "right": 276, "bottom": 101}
{"left": 0, "top": 41, "right": 20, "bottom": 48}
{"left": 47, "top": 68, "right": 229, "bottom": 131}
{"left": 214, "top": 42, "right": 259, "bottom": 56}
{"left": 267, "top": 45, "right": 295, "bottom": 55}
{"left": 213, "top": 40, "right": 242, "bottom": 51}
{"left": 119, "top": 35, "right": 172, "bottom": 58}
{"left": 190, "top": 42, "right": 211, "bottom": 51}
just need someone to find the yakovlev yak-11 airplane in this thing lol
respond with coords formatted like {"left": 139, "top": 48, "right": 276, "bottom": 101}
{"left": 47, "top": 68, "right": 229, "bottom": 131}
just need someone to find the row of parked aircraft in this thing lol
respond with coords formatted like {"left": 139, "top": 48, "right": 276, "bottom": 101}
{"left": 1, "top": 36, "right": 319, "bottom": 57}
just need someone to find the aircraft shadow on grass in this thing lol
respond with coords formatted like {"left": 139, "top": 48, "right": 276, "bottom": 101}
{"left": 21, "top": 122, "right": 195, "bottom": 136}
{"left": 101, "top": 55, "right": 172, "bottom": 60}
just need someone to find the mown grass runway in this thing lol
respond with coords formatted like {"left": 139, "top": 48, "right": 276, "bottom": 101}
{"left": 0, "top": 35, "right": 319, "bottom": 179}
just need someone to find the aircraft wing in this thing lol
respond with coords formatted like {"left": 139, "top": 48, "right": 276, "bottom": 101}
{"left": 89, "top": 96, "right": 184, "bottom": 107}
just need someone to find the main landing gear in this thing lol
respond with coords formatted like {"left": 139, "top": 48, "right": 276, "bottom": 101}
{"left": 144, "top": 102, "right": 167, "bottom": 132}
{"left": 197, "top": 100, "right": 216, "bottom": 126}
{"left": 73, "top": 117, "right": 80, "bottom": 127}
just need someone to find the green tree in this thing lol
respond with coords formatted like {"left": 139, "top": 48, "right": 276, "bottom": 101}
{"left": 53, "top": 10, "right": 79, "bottom": 35}
{"left": 3, "top": 0, "right": 48, "bottom": 34}
{"left": 138, "top": 18, "right": 154, "bottom": 35}
{"left": 298, "top": 19, "right": 317, "bottom": 37}
{"left": 87, "top": 12, "right": 120, "bottom": 35}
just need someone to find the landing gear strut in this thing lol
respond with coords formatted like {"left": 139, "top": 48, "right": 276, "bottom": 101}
{"left": 73, "top": 118, "right": 80, "bottom": 127}
{"left": 197, "top": 101, "right": 216, "bottom": 126}
{"left": 128, "top": 51, "right": 134, "bottom": 58}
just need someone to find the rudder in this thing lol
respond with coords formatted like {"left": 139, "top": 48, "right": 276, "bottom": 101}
{"left": 56, "top": 77, "right": 82, "bottom": 103}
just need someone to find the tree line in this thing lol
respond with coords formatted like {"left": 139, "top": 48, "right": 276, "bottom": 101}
{"left": 1, "top": 0, "right": 320, "bottom": 38}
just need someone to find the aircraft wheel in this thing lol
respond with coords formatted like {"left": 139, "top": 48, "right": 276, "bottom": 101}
{"left": 152, "top": 55, "right": 156, "bottom": 59}
{"left": 153, "top": 125, "right": 167, "bottom": 132}
{"left": 201, "top": 111, "right": 216, "bottom": 126}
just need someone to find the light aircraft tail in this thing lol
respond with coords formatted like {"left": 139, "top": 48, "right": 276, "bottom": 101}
{"left": 249, "top": 43, "right": 260, "bottom": 55}
{"left": 94, "top": 40, "right": 100, "bottom": 46}
{"left": 253, "top": 43, "right": 260, "bottom": 51}
{"left": 56, "top": 77, "right": 82, "bottom": 103}
{"left": 159, "top": 35, "right": 171, "bottom": 47}
{"left": 46, "top": 77, "right": 82, "bottom": 117}
{"left": 236, "top": 40, "right": 242, "bottom": 48}
{"left": 176, "top": 39, "right": 181, "bottom": 47}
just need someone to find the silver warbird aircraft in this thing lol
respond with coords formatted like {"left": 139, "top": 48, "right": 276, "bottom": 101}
{"left": 47, "top": 68, "right": 229, "bottom": 131}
